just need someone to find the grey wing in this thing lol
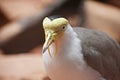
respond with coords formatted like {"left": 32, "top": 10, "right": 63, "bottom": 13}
{"left": 74, "top": 27, "right": 120, "bottom": 80}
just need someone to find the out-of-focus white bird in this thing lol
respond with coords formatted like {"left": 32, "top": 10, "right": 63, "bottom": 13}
{"left": 42, "top": 16, "right": 120, "bottom": 80}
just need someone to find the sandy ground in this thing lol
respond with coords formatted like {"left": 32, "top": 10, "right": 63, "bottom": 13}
{"left": 0, "top": 53, "right": 50, "bottom": 80}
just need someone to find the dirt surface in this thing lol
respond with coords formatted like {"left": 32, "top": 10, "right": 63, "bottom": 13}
{"left": 0, "top": 54, "right": 50, "bottom": 80}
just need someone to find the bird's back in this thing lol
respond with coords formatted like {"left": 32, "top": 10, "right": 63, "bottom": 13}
{"left": 74, "top": 27, "right": 120, "bottom": 80}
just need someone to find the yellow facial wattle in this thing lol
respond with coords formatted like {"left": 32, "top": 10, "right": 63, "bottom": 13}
{"left": 42, "top": 17, "right": 68, "bottom": 54}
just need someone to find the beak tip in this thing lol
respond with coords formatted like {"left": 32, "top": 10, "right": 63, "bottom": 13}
{"left": 42, "top": 33, "right": 54, "bottom": 54}
{"left": 42, "top": 47, "right": 47, "bottom": 54}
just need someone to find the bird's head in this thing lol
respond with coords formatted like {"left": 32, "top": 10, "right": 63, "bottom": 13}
{"left": 42, "top": 16, "right": 69, "bottom": 54}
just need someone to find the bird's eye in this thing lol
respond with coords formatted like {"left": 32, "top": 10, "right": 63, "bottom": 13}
{"left": 62, "top": 26, "right": 65, "bottom": 29}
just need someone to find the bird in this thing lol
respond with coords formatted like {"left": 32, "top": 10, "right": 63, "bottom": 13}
{"left": 42, "top": 16, "right": 120, "bottom": 80}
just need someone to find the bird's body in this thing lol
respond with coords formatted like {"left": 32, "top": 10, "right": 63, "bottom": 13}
{"left": 42, "top": 17, "right": 120, "bottom": 80}
{"left": 74, "top": 27, "right": 120, "bottom": 80}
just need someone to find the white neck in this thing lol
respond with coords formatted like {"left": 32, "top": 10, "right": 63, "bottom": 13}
{"left": 43, "top": 25, "right": 103, "bottom": 80}
{"left": 53, "top": 24, "right": 84, "bottom": 61}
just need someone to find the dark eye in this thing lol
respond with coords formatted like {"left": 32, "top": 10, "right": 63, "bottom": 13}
{"left": 62, "top": 26, "right": 65, "bottom": 29}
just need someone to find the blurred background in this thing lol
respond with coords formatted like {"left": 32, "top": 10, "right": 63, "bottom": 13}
{"left": 0, "top": 0, "right": 120, "bottom": 80}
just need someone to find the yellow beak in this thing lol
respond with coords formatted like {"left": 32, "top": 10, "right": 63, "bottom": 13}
{"left": 42, "top": 32, "right": 55, "bottom": 54}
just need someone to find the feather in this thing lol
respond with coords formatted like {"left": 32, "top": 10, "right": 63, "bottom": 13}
{"left": 74, "top": 27, "right": 120, "bottom": 80}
